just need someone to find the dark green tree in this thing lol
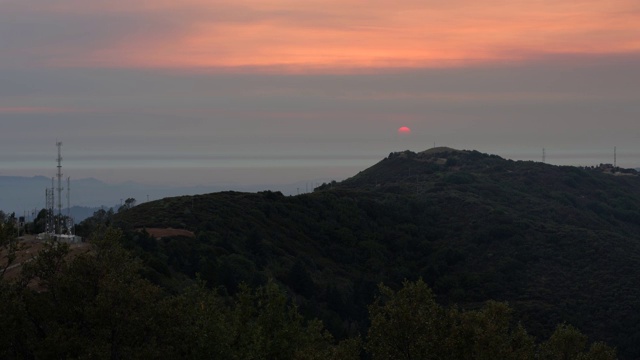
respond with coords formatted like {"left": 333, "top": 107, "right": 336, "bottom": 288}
{"left": 367, "top": 280, "right": 615, "bottom": 360}
{"left": 367, "top": 279, "right": 448, "bottom": 360}
{"left": 1, "top": 216, "right": 23, "bottom": 280}
{"left": 539, "top": 324, "right": 617, "bottom": 360}
{"left": 15, "top": 228, "right": 164, "bottom": 358}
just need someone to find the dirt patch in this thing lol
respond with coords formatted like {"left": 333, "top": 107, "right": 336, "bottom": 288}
{"left": 139, "top": 228, "right": 196, "bottom": 239}
{"left": 1, "top": 236, "right": 91, "bottom": 282}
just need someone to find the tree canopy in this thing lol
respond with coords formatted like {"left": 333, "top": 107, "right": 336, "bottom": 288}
{"left": 0, "top": 228, "right": 617, "bottom": 359}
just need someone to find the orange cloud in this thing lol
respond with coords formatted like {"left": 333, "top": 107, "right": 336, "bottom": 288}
{"left": 23, "top": 0, "right": 640, "bottom": 71}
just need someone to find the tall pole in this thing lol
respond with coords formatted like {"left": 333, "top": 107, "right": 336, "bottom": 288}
{"left": 56, "top": 142, "right": 63, "bottom": 236}
{"left": 542, "top": 148, "right": 546, "bottom": 163}
{"left": 614, "top": 146, "right": 617, "bottom": 168}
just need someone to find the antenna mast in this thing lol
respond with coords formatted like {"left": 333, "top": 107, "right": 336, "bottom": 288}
{"left": 56, "top": 142, "right": 64, "bottom": 236}
{"left": 542, "top": 148, "right": 546, "bottom": 163}
{"left": 614, "top": 146, "right": 617, "bottom": 168}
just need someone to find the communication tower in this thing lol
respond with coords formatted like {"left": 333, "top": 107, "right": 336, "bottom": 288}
{"left": 56, "top": 142, "right": 63, "bottom": 236}
{"left": 39, "top": 142, "right": 79, "bottom": 241}
{"left": 542, "top": 148, "right": 546, "bottom": 163}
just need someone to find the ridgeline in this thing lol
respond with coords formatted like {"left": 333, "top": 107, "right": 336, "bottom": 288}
{"left": 109, "top": 148, "right": 640, "bottom": 358}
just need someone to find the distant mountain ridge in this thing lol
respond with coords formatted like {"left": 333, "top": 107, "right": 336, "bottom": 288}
{"left": 110, "top": 148, "right": 640, "bottom": 358}
{"left": 0, "top": 175, "right": 334, "bottom": 216}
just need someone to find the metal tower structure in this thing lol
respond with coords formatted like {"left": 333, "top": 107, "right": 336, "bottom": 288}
{"left": 614, "top": 146, "right": 617, "bottom": 168}
{"left": 56, "top": 142, "right": 63, "bottom": 236}
{"left": 542, "top": 148, "right": 546, "bottom": 163}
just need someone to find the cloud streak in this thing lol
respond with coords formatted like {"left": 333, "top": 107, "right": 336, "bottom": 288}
{"left": 2, "top": 0, "right": 639, "bottom": 71}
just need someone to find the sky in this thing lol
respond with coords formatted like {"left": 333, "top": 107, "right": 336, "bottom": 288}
{"left": 1, "top": 0, "right": 639, "bottom": 188}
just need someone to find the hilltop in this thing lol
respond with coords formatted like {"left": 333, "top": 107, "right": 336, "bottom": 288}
{"left": 109, "top": 148, "right": 640, "bottom": 358}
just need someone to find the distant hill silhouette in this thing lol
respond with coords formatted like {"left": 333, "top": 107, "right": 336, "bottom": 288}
{"left": 109, "top": 148, "right": 640, "bottom": 358}
{"left": 0, "top": 176, "right": 333, "bottom": 217}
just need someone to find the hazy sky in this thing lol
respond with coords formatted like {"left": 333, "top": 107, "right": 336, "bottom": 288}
{"left": 1, "top": 0, "right": 639, "bottom": 186}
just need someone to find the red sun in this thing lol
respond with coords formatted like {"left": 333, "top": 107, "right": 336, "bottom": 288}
{"left": 398, "top": 126, "right": 411, "bottom": 134}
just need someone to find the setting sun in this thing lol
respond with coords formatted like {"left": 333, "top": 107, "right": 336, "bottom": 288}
{"left": 398, "top": 126, "right": 412, "bottom": 135}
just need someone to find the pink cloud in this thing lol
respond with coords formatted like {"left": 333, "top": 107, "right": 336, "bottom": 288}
{"left": 6, "top": 0, "right": 640, "bottom": 71}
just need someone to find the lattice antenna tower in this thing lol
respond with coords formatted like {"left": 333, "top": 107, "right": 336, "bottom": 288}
{"left": 542, "top": 148, "right": 546, "bottom": 163}
{"left": 614, "top": 146, "right": 617, "bottom": 168}
{"left": 56, "top": 141, "right": 64, "bottom": 236}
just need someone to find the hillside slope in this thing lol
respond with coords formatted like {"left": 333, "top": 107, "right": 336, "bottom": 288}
{"left": 111, "top": 148, "right": 640, "bottom": 358}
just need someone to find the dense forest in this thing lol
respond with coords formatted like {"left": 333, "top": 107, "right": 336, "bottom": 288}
{"left": 4, "top": 147, "right": 640, "bottom": 358}
{"left": 0, "top": 226, "right": 617, "bottom": 359}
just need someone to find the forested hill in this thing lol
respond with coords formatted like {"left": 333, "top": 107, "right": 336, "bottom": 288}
{"left": 110, "top": 148, "right": 640, "bottom": 359}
